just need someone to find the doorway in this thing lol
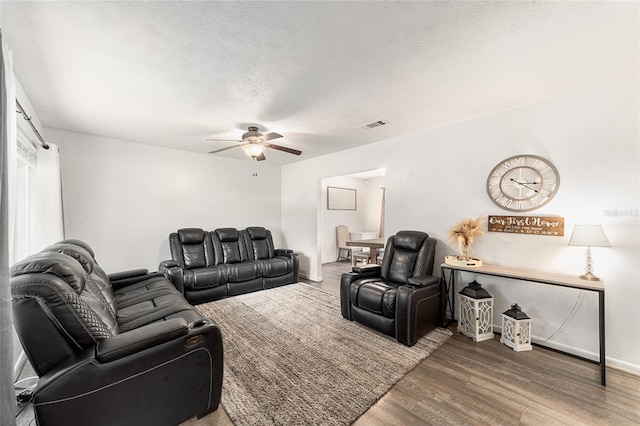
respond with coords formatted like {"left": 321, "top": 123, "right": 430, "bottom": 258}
{"left": 319, "top": 169, "right": 386, "bottom": 266}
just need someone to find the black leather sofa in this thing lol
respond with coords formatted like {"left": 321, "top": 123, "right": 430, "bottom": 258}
{"left": 10, "top": 239, "right": 223, "bottom": 426}
{"left": 160, "top": 226, "right": 299, "bottom": 304}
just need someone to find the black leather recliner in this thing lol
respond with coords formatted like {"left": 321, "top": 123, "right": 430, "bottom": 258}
{"left": 11, "top": 239, "right": 223, "bottom": 426}
{"left": 340, "top": 231, "right": 441, "bottom": 346}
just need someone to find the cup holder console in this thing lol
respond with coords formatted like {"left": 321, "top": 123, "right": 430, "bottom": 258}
{"left": 190, "top": 319, "right": 209, "bottom": 329}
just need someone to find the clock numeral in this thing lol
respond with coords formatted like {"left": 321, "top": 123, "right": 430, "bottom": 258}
{"left": 513, "top": 157, "right": 525, "bottom": 166}
{"left": 529, "top": 197, "right": 539, "bottom": 207}
{"left": 539, "top": 166, "right": 553, "bottom": 174}
{"left": 502, "top": 162, "right": 513, "bottom": 170}
{"left": 492, "top": 170, "right": 503, "bottom": 178}
{"left": 514, "top": 200, "right": 524, "bottom": 210}
{"left": 500, "top": 197, "right": 513, "bottom": 208}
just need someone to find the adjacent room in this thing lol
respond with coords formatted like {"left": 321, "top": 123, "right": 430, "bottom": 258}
{"left": 1, "top": 2, "right": 638, "bottom": 426}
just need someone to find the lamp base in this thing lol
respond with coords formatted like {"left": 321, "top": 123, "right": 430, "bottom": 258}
{"left": 579, "top": 272, "right": 601, "bottom": 281}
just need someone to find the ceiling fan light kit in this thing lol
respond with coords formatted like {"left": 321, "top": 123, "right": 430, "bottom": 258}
{"left": 242, "top": 143, "right": 266, "bottom": 158}
{"left": 208, "top": 126, "right": 301, "bottom": 162}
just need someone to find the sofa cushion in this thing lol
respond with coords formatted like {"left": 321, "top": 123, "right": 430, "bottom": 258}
{"left": 243, "top": 227, "right": 275, "bottom": 260}
{"left": 183, "top": 266, "right": 228, "bottom": 290}
{"left": 12, "top": 252, "right": 87, "bottom": 294}
{"left": 42, "top": 243, "right": 95, "bottom": 274}
{"left": 213, "top": 228, "right": 245, "bottom": 264}
{"left": 11, "top": 253, "right": 116, "bottom": 348}
{"left": 114, "top": 275, "right": 196, "bottom": 332}
{"left": 178, "top": 228, "right": 206, "bottom": 244}
{"left": 258, "top": 257, "right": 292, "bottom": 278}
{"left": 215, "top": 228, "right": 239, "bottom": 242}
{"left": 226, "top": 261, "right": 261, "bottom": 283}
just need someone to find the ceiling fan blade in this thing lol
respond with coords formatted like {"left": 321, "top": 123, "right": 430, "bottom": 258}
{"left": 256, "top": 153, "right": 266, "bottom": 161}
{"left": 206, "top": 138, "right": 241, "bottom": 142}
{"left": 263, "top": 132, "right": 283, "bottom": 141}
{"left": 208, "top": 143, "right": 244, "bottom": 154}
{"left": 263, "top": 143, "right": 302, "bottom": 156}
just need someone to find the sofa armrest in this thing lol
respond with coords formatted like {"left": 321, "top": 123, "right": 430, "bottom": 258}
{"left": 160, "top": 260, "right": 180, "bottom": 268}
{"left": 108, "top": 268, "right": 149, "bottom": 282}
{"left": 96, "top": 318, "right": 189, "bottom": 363}
{"left": 275, "top": 249, "right": 293, "bottom": 255}
{"left": 159, "top": 260, "right": 185, "bottom": 295}
{"left": 408, "top": 275, "right": 440, "bottom": 287}
{"left": 109, "top": 270, "right": 165, "bottom": 290}
{"left": 33, "top": 318, "right": 224, "bottom": 426}
{"left": 275, "top": 250, "right": 300, "bottom": 282}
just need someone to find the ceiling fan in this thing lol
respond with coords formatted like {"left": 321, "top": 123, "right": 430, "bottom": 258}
{"left": 207, "top": 126, "right": 302, "bottom": 161}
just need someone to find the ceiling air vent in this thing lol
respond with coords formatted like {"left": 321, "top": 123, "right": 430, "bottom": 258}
{"left": 360, "top": 120, "right": 388, "bottom": 130}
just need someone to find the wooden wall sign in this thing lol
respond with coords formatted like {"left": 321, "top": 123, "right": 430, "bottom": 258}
{"left": 488, "top": 216, "right": 564, "bottom": 236}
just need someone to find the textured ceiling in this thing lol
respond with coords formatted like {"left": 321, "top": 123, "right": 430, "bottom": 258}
{"left": 2, "top": 1, "right": 638, "bottom": 164}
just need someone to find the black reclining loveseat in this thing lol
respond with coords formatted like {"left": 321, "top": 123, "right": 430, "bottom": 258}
{"left": 160, "top": 226, "right": 299, "bottom": 304}
{"left": 10, "top": 239, "right": 223, "bottom": 426}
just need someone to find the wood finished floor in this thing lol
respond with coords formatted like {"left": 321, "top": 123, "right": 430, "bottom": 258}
{"left": 18, "top": 262, "right": 640, "bottom": 425}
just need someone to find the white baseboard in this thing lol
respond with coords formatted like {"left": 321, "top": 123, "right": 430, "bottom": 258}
{"left": 493, "top": 325, "right": 640, "bottom": 376}
{"left": 298, "top": 272, "right": 322, "bottom": 282}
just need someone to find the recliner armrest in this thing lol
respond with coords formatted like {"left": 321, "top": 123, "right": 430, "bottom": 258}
{"left": 408, "top": 275, "right": 440, "bottom": 287}
{"left": 352, "top": 264, "right": 381, "bottom": 275}
{"left": 275, "top": 249, "right": 293, "bottom": 255}
{"left": 96, "top": 318, "right": 189, "bottom": 363}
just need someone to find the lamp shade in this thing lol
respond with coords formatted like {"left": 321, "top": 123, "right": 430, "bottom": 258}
{"left": 568, "top": 225, "right": 610, "bottom": 247}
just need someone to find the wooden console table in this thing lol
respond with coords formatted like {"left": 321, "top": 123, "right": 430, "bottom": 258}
{"left": 440, "top": 263, "right": 606, "bottom": 386}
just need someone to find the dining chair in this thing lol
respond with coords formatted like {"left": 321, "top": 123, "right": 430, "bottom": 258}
{"left": 336, "top": 225, "right": 369, "bottom": 265}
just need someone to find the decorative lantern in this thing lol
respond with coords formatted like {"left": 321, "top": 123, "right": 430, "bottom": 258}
{"left": 500, "top": 303, "right": 532, "bottom": 352}
{"left": 457, "top": 280, "right": 494, "bottom": 342}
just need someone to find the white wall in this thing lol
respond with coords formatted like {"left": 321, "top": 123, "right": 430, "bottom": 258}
{"left": 47, "top": 129, "right": 283, "bottom": 273}
{"left": 320, "top": 175, "right": 384, "bottom": 263}
{"left": 282, "top": 78, "right": 640, "bottom": 373}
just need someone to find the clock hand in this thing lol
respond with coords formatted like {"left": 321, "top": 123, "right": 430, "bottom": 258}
{"left": 509, "top": 178, "right": 539, "bottom": 193}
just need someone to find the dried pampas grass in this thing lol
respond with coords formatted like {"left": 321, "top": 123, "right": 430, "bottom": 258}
{"left": 448, "top": 216, "right": 484, "bottom": 260}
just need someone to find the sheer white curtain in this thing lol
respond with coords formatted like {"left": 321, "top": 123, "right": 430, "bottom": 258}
{"left": 1, "top": 28, "right": 18, "bottom": 425}
{"left": 30, "top": 143, "right": 64, "bottom": 252}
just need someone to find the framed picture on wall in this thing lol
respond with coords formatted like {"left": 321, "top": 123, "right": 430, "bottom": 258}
{"left": 327, "top": 186, "right": 357, "bottom": 210}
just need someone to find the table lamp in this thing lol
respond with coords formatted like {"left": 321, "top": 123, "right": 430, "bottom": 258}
{"left": 568, "top": 225, "right": 610, "bottom": 281}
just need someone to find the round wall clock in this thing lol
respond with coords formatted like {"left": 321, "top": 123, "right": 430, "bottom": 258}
{"left": 486, "top": 154, "right": 560, "bottom": 212}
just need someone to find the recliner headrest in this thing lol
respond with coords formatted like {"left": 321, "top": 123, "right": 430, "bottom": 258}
{"left": 11, "top": 252, "right": 87, "bottom": 294}
{"left": 246, "top": 227, "right": 267, "bottom": 240}
{"left": 394, "top": 231, "right": 429, "bottom": 252}
{"left": 178, "top": 228, "right": 206, "bottom": 244}
{"left": 42, "top": 243, "right": 95, "bottom": 274}
{"left": 57, "top": 238, "right": 96, "bottom": 258}
{"left": 215, "top": 228, "right": 239, "bottom": 242}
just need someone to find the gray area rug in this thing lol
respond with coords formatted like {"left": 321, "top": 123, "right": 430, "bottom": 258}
{"left": 196, "top": 283, "right": 452, "bottom": 426}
